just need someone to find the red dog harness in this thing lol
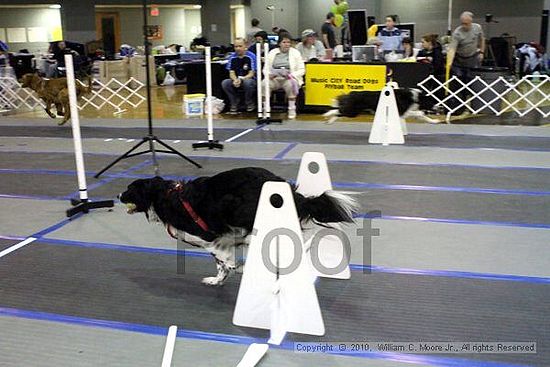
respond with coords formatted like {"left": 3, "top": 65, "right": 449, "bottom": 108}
{"left": 166, "top": 182, "right": 210, "bottom": 239}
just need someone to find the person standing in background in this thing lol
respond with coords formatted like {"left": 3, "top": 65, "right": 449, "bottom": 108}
{"left": 321, "top": 12, "right": 337, "bottom": 50}
{"left": 246, "top": 18, "right": 263, "bottom": 45}
{"left": 446, "top": 11, "right": 484, "bottom": 80}
{"left": 377, "top": 15, "right": 403, "bottom": 52}
{"left": 446, "top": 11, "right": 484, "bottom": 112}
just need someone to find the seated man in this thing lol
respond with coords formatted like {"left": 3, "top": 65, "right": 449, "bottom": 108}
{"left": 222, "top": 37, "right": 257, "bottom": 113}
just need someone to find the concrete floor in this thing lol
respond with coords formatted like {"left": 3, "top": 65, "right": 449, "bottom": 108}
{"left": 0, "top": 113, "right": 549, "bottom": 367}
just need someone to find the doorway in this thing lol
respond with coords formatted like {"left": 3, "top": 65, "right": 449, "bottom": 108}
{"left": 95, "top": 12, "right": 121, "bottom": 57}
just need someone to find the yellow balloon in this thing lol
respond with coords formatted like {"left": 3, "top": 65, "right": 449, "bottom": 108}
{"left": 368, "top": 25, "right": 378, "bottom": 39}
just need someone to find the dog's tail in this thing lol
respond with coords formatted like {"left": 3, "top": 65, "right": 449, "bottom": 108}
{"left": 295, "top": 191, "right": 360, "bottom": 224}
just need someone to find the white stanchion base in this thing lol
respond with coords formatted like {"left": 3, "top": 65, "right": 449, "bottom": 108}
{"left": 233, "top": 182, "right": 325, "bottom": 341}
{"left": 369, "top": 86, "right": 405, "bottom": 145}
{"left": 236, "top": 343, "right": 269, "bottom": 367}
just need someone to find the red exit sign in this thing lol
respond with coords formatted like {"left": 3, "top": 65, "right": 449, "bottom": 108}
{"left": 150, "top": 5, "right": 159, "bottom": 16}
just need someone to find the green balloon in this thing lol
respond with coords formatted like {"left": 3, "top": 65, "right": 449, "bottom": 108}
{"left": 330, "top": 2, "right": 349, "bottom": 27}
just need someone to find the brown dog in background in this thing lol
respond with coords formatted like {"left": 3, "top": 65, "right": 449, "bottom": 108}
{"left": 20, "top": 73, "right": 92, "bottom": 125}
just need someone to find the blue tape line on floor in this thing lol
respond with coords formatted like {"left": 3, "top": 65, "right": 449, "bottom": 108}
{"left": 5, "top": 150, "right": 550, "bottom": 172}
{"left": 36, "top": 237, "right": 550, "bottom": 284}
{"left": 273, "top": 142, "right": 298, "bottom": 159}
{"left": 31, "top": 213, "right": 84, "bottom": 238}
{"left": 361, "top": 215, "right": 550, "bottom": 230}
{"left": 4, "top": 150, "right": 550, "bottom": 171}
{"left": 0, "top": 193, "right": 67, "bottom": 201}
{"left": 6, "top": 168, "right": 548, "bottom": 198}
{"left": 0, "top": 306, "right": 532, "bottom": 367}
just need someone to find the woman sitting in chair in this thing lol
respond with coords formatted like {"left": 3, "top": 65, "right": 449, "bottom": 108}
{"left": 264, "top": 32, "right": 305, "bottom": 119}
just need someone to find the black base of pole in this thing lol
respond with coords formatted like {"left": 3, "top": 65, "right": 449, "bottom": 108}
{"left": 94, "top": 135, "right": 202, "bottom": 178}
{"left": 192, "top": 140, "right": 224, "bottom": 150}
{"left": 256, "top": 117, "right": 283, "bottom": 125}
{"left": 66, "top": 198, "right": 115, "bottom": 218}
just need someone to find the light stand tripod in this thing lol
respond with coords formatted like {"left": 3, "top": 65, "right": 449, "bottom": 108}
{"left": 94, "top": 0, "right": 201, "bottom": 178}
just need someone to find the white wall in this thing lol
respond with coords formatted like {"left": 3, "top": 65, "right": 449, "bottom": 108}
{"left": 0, "top": 7, "right": 62, "bottom": 53}
{"left": 248, "top": 0, "right": 299, "bottom": 36}
{"left": 232, "top": 6, "right": 247, "bottom": 39}
{"left": 99, "top": 7, "right": 201, "bottom": 50}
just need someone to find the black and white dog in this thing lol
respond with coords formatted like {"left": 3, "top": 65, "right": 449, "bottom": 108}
{"left": 119, "top": 167, "right": 359, "bottom": 286}
{"left": 324, "top": 87, "right": 440, "bottom": 124}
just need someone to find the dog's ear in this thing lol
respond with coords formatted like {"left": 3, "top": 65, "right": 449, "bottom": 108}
{"left": 149, "top": 176, "right": 167, "bottom": 192}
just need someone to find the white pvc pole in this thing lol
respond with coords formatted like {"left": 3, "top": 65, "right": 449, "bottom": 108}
{"left": 205, "top": 46, "right": 214, "bottom": 141}
{"left": 256, "top": 42, "right": 263, "bottom": 118}
{"left": 64, "top": 54, "right": 88, "bottom": 202}
{"left": 264, "top": 42, "right": 271, "bottom": 118}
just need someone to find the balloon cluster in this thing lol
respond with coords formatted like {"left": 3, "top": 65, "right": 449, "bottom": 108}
{"left": 330, "top": 0, "right": 349, "bottom": 27}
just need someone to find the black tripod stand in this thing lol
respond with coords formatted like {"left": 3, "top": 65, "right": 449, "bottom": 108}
{"left": 94, "top": 0, "right": 201, "bottom": 179}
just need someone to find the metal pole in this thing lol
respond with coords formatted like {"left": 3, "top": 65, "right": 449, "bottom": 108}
{"left": 447, "top": 0, "right": 453, "bottom": 35}
{"left": 142, "top": 0, "right": 159, "bottom": 175}
{"left": 64, "top": 54, "right": 88, "bottom": 202}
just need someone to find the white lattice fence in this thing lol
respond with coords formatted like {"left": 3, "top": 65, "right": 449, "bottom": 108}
{"left": 76, "top": 77, "right": 146, "bottom": 114}
{"left": 418, "top": 74, "right": 550, "bottom": 123}
{"left": 0, "top": 77, "right": 45, "bottom": 112}
{"left": 0, "top": 76, "right": 146, "bottom": 115}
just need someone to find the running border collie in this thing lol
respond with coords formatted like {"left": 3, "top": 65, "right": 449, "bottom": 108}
{"left": 119, "top": 167, "right": 359, "bottom": 286}
{"left": 323, "top": 88, "right": 440, "bottom": 124}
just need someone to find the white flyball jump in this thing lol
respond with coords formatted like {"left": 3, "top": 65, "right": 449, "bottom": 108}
{"left": 368, "top": 85, "right": 406, "bottom": 145}
{"left": 64, "top": 54, "right": 113, "bottom": 217}
{"left": 296, "top": 152, "right": 351, "bottom": 280}
{"left": 255, "top": 42, "right": 282, "bottom": 125}
{"left": 233, "top": 182, "right": 325, "bottom": 345}
{"left": 192, "top": 46, "right": 223, "bottom": 150}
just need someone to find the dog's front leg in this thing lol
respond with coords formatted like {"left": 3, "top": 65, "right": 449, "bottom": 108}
{"left": 201, "top": 241, "right": 238, "bottom": 286}
{"left": 201, "top": 258, "right": 235, "bottom": 286}
{"left": 44, "top": 102, "right": 56, "bottom": 118}
{"left": 55, "top": 102, "right": 65, "bottom": 116}
{"left": 59, "top": 105, "right": 70, "bottom": 125}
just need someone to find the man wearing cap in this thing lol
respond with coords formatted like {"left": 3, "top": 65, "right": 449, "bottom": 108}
{"left": 296, "top": 29, "right": 326, "bottom": 61}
